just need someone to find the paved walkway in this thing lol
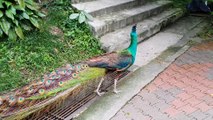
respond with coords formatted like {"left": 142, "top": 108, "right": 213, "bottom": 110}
{"left": 111, "top": 41, "right": 213, "bottom": 120}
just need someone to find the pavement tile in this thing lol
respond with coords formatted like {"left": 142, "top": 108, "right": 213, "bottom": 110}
{"left": 153, "top": 100, "right": 170, "bottom": 111}
{"left": 189, "top": 110, "right": 209, "bottom": 120}
{"left": 128, "top": 96, "right": 144, "bottom": 106}
{"left": 200, "top": 80, "right": 213, "bottom": 87}
{"left": 164, "top": 69, "right": 178, "bottom": 76}
{"left": 189, "top": 67, "right": 200, "bottom": 73}
{"left": 191, "top": 90, "right": 206, "bottom": 99}
{"left": 174, "top": 81, "right": 188, "bottom": 89}
{"left": 178, "top": 104, "right": 197, "bottom": 114}
{"left": 159, "top": 82, "right": 174, "bottom": 90}
{"left": 163, "top": 106, "right": 182, "bottom": 117}
{"left": 206, "top": 109, "right": 213, "bottom": 115}
{"left": 182, "top": 86, "right": 199, "bottom": 94}
{"left": 139, "top": 91, "right": 158, "bottom": 102}
{"left": 172, "top": 73, "right": 185, "bottom": 79}
{"left": 142, "top": 106, "right": 171, "bottom": 120}
{"left": 115, "top": 104, "right": 149, "bottom": 120}
{"left": 166, "top": 87, "right": 183, "bottom": 96}
{"left": 205, "top": 89, "right": 213, "bottom": 95}
{"left": 172, "top": 112, "right": 193, "bottom": 120}
{"left": 144, "top": 83, "right": 158, "bottom": 93}
{"left": 158, "top": 73, "right": 170, "bottom": 81}
{"left": 195, "top": 102, "right": 212, "bottom": 112}
{"left": 181, "top": 64, "right": 192, "bottom": 70}
{"left": 171, "top": 98, "right": 188, "bottom": 109}
{"left": 184, "top": 97, "right": 202, "bottom": 106}
{"left": 152, "top": 78, "right": 164, "bottom": 86}
{"left": 204, "top": 116, "right": 213, "bottom": 120}
{"left": 201, "top": 95, "right": 213, "bottom": 105}
{"left": 177, "top": 92, "right": 193, "bottom": 101}
{"left": 161, "top": 94, "right": 176, "bottom": 103}
{"left": 194, "top": 84, "right": 210, "bottom": 92}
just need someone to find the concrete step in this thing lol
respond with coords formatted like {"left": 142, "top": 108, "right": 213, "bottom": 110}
{"left": 72, "top": 0, "right": 147, "bottom": 17}
{"left": 71, "top": 0, "right": 96, "bottom": 4}
{"left": 100, "top": 8, "right": 184, "bottom": 52}
{"left": 89, "top": 0, "right": 172, "bottom": 37}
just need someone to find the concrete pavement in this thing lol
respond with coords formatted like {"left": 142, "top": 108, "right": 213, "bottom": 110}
{"left": 111, "top": 41, "right": 213, "bottom": 120}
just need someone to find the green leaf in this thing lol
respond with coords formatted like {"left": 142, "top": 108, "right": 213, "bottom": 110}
{"left": 69, "top": 13, "right": 79, "bottom": 20}
{"left": 83, "top": 11, "right": 93, "bottom": 21}
{"left": 14, "top": 5, "right": 25, "bottom": 11}
{"left": 13, "top": 19, "right": 19, "bottom": 26}
{"left": 11, "top": 6, "right": 16, "bottom": 15}
{"left": 0, "top": 1, "right": 4, "bottom": 8}
{"left": 8, "top": 29, "right": 17, "bottom": 41}
{"left": 0, "top": 11, "right": 3, "bottom": 18}
{"left": 17, "top": 0, "right": 25, "bottom": 9}
{"left": 37, "top": 12, "right": 46, "bottom": 17}
{"left": 30, "top": 17, "right": 39, "bottom": 28}
{"left": 22, "top": 12, "right": 29, "bottom": 19}
{"left": 0, "top": 19, "right": 11, "bottom": 35}
{"left": 26, "top": 9, "right": 33, "bottom": 15}
{"left": 20, "top": 23, "right": 32, "bottom": 31}
{"left": 15, "top": 26, "right": 24, "bottom": 39}
{"left": 26, "top": 4, "right": 37, "bottom": 11}
{"left": 6, "top": 9, "right": 14, "bottom": 20}
{"left": 78, "top": 13, "right": 86, "bottom": 24}
{"left": 4, "top": 1, "right": 12, "bottom": 8}
{"left": 0, "top": 28, "right": 3, "bottom": 37}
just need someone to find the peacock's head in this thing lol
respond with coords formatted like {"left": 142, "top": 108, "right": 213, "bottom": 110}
{"left": 132, "top": 24, "right": 137, "bottom": 33}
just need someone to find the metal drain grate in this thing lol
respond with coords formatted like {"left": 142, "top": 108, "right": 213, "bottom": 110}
{"left": 32, "top": 71, "right": 130, "bottom": 120}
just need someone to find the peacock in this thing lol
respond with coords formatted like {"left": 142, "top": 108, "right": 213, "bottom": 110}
{"left": 0, "top": 25, "right": 137, "bottom": 119}
{"left": 86, "top": 25, "right": 138, "bottom": 96}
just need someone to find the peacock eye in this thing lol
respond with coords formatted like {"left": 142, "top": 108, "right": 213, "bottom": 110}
{"left": 39, "top": 89, "right": 45, "bottom": 95}
{"left": 72, "top": 73, "right": 78, "bottom": 78}
{"left": 41, "top": 79, "right": 44, "bottom": 83}
{"left": 58, "top": 81, "right": 64, "bottom": 86}
{"left": 18, "top": 97, "right": 25, "bottom": 103}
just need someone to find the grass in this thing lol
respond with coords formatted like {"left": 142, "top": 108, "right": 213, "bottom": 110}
{"left": 0, "top": 1, "right": 104, "bottom": 93}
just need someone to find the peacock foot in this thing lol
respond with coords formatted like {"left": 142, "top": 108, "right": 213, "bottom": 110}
{"left": 94, "top": 90, "right": 105, "bottom": 96}
{"left": 113, "top": 89, "right": 121, "bottom": 94}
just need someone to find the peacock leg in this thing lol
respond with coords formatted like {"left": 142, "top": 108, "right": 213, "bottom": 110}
{"left": 113, "top": 78, "right": 121, "bottom": 94}
{"left": 95, "top": 77, "right": 105, "bottom": 96}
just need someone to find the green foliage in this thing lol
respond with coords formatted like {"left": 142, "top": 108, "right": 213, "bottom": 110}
{"left": 0, "top": 1, "right": 103, "bottom": 93}
{"left": 69, "top": 10, "right": 93, "bottom": 24}
{"left": 171, "top": 0, "right": 191, "bottom": 9}
{"left": 0, "top": 0, "right": 45, "bottom": 41}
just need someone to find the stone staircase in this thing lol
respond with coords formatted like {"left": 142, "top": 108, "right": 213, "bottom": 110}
{"left": 71, "top": 0, "right": 184, "bottom": 52}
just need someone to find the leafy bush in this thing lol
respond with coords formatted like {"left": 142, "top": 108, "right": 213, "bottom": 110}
{"left": 69, "top": 10, "right": 93, "bottom": 24}
{"left": 0, "top": 0, "right": 45, "bottom": 41}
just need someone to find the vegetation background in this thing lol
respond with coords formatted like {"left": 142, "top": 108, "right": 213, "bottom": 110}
{"left": 0, "top": 0, "right": 103, "bottom": 93}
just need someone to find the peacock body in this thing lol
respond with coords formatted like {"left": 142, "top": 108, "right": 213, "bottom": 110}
{"left": 86, "top": 25, "right": 138, "bottom": 95}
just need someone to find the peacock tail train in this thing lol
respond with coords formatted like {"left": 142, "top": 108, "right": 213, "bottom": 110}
{"left": 0, "top": 63, "right": 106, "bottom": 120}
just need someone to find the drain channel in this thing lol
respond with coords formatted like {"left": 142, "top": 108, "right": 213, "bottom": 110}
{"left": 33, "top": 71, "right": 130, "bottom": 120}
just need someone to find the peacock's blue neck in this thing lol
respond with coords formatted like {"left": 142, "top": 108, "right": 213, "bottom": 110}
{"left": 127, "top": 31, "right": 138, "bottom": 63}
